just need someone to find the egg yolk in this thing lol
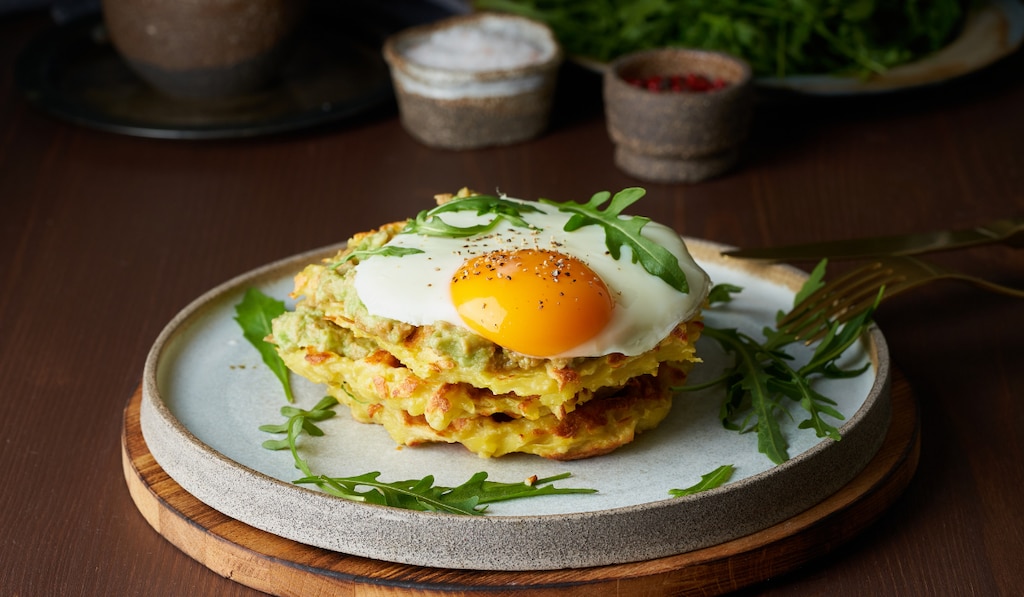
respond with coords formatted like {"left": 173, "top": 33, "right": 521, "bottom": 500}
{"left": 450, "top": 249, "right": 614, "bottom": 357}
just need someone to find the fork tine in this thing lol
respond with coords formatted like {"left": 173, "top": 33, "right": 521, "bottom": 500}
{"left": 808, "top": 272, "right": 893, "bottom": 317}
{"left": 775, "top": 252, "right": 1023, "bottom": 346}
{"left": 778, "top": 264, "right": 882, "bottom": 323}
{"left": 796, "top": 286, "right": 890, "bottom": 344}
{"left": 778, "top": 261, "right": 899, "bottom": 343}
{"left": 777, "top": 264, "right": 882, "bottom": 325}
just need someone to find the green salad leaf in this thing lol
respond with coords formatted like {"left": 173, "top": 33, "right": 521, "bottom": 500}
{"left": 396, "top": 188, "right": 690, "bottom": 293}
{"left": 260, "top": 395, "right": 339, "bottom": 475}
{"left": 403, "top": 194, "right": 543, "bottom": 238}
{"left": 474, "top": 0, "right": 966, "bottom": 77}
{"left": 706, "top": 282, "right": 744, "bottom": 305}
{"left": 686, "top": 261, "right": 879, "bottom": 464}
{"left": 326, "top": 245, "right": 424, "bottom": 269}
{"left": 258, "top": 393, "right": 595, "bottom": 514}
{"left": 298, "top": 471, "right": 595, "bottom": 515}
{"left": 669, "top": 464, "right": 735, "bottom": 497}
{"left": 542, "top": 187, "right": 690, "bottom": 293}
{"left": 234, "top": 288, "right": 294, "bottom": 403}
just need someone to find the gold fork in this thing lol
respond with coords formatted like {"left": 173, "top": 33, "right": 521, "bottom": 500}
{"left": 777, "top": 255, "right": 1024, "bottom": 343}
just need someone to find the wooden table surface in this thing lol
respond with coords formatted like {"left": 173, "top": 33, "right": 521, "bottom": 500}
{"left": 2, "top": 8, "right": 1023, "bottom": 596}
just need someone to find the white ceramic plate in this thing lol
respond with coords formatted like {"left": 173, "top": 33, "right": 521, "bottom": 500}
{"left": 140, "top": 238, "right": 891, "bottom": 570}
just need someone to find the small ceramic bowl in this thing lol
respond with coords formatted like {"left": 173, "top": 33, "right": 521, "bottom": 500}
{"left": 383, "top": 13, "right": 562, "bottom": 150}
{"left": 102, "top": 0, "right": 308, "bottom": 99}
{"left": 604, "top": 48, "right": 753, "bottom": 183}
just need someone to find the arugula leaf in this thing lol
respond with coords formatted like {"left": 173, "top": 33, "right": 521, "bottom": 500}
{"left": 669, "top": 464, "right": 735, "bottom": 497}
{"left": 234, "top": 288, "right": 294, "bottom": 403}
{"left": 326, "top": 246, "right": 424, "bottom": 269}
{"left": 396, "top": 188, "right": 691, "bottom": 294}
{"left": 259, "top": 394, "right": 595, "bottom": 515}
{"left": 792, "top": 258, "right": 829, "bottom": 308}
{"left": 542, "top": 188, "right": 690, "bottom": 293}
{"left": 259, "top": 395, "right": 339, "bottom": 475}
{"left": 703, "top": 326, "right": 791, "bottom": 463}
{"left": 403, "top": 194, "right": 543, "bottom": 238}
{"left": 298, "top": 471, "right": 595, "bottom": 515}
{"left": 707, "top": 282, "right": 743, "bottom": 306}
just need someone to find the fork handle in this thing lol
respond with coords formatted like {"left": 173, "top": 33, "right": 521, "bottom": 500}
{"left": 899, "top": 258, "right": 1024, "bottom": 299}
{"left": 984, "top": 218, "right": 1024, "bottom": 249}
{"left": 954, "top": 275, "right": 1024, "bottom": 299}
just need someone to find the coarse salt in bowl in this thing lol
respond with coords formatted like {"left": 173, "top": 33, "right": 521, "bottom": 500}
{"left": 383, "top": 13, "right": 563, "bottom": 149}
{"left": 403, "top": 26, "right": 546, "bottom": 72}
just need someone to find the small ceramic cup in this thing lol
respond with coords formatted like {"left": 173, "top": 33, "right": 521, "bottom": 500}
{"left": 102, "top": 0, "right": 308, "bottom": 99}
{"left": 383, "top": 13, "right": 563, "bottom": 150}
{"left": 604, "top": 48, "right": 753, "bottom": 183}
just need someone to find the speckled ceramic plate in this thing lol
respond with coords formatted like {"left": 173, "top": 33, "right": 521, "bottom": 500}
{"left": 140, "top": 239, "right": 891, "bottom": 571}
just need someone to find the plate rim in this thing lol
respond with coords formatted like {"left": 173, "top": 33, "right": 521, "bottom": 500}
{"left": 139, "top": 238, "right": 892, "bottom": 570}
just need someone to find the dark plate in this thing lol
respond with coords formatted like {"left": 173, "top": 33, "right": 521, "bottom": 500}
{"left": 15, "top": 5, "right": 397, "bottom": 139}
{"left": 569, "top": 0, "right": 1024, "bottom": 97}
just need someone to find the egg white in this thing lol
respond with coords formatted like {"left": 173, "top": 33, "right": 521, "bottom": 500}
{"left": 352, "top": 197, "right": 710, "bottom": 358}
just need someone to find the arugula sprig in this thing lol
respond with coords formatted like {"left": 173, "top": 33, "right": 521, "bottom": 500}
{"left": 234, "top": 288, "right": 295, "bottom": 403}
{"left": 541, "top": 188, "right": 690, "bottom": 293}
{"left": 298, "top": 471, "right": 595, "bottom": 515}
{"left": 326, "top": 246, "right": 424, "bottom": 270}
{"left": 686, "top": 261, "right": 879, "bottom": 464}
{"left": 669, "top": 464, "right": 735, "bottom": 497}
{"left": 260, "top": 395, "right": 340, "bottom": 476}
{"left": 395, "top": 188, "right": 691, "bottom": 293}
{"left": 258, "top": 390, "right": 595, "bottom": 514}
{"left": 403, "top": 194, "right": 543, "bottom": 238}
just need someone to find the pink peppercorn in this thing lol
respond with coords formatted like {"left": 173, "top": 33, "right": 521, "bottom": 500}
{"left": 626, "top": 73, "right": 728, "bottom": 93}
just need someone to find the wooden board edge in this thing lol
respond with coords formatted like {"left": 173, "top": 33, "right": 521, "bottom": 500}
{"left": 121, "top": 370, "right": 919, "bottom": 595}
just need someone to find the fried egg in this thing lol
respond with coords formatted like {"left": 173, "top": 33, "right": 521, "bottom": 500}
{"left": 352, "top": 196, "right": 710, "bottom": 358}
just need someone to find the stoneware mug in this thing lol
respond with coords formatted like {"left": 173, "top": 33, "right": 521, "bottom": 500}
{"left": 102, "top": 0, "right": 308, "bottom": 99}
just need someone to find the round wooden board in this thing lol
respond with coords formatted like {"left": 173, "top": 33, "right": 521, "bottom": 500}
{"left": 122, "top": 370, "right": 919, "bottom": 596}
